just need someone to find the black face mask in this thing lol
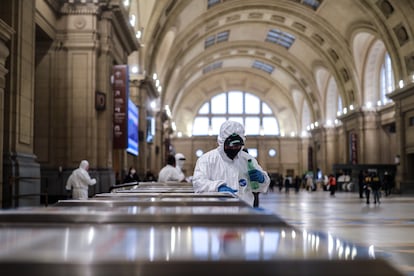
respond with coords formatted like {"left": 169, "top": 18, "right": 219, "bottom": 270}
{"left": 224, "top": 134, "right": 244, "bottom": 160}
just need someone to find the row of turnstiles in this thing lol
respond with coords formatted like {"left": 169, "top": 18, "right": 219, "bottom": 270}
{"left": 0, "top": 181, "right": 402, "bottom": 275}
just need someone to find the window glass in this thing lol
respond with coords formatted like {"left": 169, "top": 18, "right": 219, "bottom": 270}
{"left": 337, "top": 96, "right": 343, "bottom": 113}
{"left": 245, "top": 117, "right": 260, "bottom": 135}
{"left": 246, "top": 148, "right": 258, "bottom": 158}
{"left": 196, "top": 149, "right": 204, "bottom": 157}
{"left": 245, "top": 94, "right": 260, "bottom": 114}
{"left": 193, "top": 117, "right": 209, "bottom": 135}
{"left": 262, "top": 102, "right": 272, "bottom": 114}
{"left": 192, "top": 91, "right": 279, "bottom": 136}
{"left": 211, "top": 117, "right": 226, "bottom": 135}
{"left": 266, "top": 29, "right": 295, "bottom": 49}
{"left": 211, "top": 94, "right": 226, "bottom": 114}
{"left": 263, "top": 117, "right": 279, "bottom": 135}
{"left": 228, "top": 91, "right": 243, "bottom": 114}
{"left": 216, "top": 31, "right": 229, "bottom": 43}
{"left": 198, "top": 102, "right": 209, "bottom": 114}
{"left": 380, "top": 53, "right": 394, "bottom": 104}
{"left": 204, "top": 35, "right": 215, "bottom": 48}
{"left": 228, "top": 117, "right": 244, "bottom": 127}
{"left": 268, "top": 149, "right": 277, "bottom": 157}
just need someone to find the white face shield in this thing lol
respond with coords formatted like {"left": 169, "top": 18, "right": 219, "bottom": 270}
{"left": 175, "top": 153, "right": 186, "bottom": 169}
{"left": 176, "top": 159, "right": 185, "bottom": 169}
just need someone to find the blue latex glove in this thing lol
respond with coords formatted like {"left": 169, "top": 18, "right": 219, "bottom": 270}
{"left": 218, "top": 184, "right": 238, "bottom": 194}
{"left": 249, "top": 169, "right": 265, "bottom": 183}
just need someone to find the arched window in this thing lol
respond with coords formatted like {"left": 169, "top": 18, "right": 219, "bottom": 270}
{"left": 380, "top": 52, "right": 394, "bottom": 105}
{"left": 192, "top": 91, "right": 279, "bottom": 136}
{"left": 325, "top": 77, "right": 339, "bottom": 121}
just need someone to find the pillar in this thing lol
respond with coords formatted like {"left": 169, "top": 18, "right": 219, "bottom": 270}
{"left": 0, "top": 20, "right": 13, "bottom": 207}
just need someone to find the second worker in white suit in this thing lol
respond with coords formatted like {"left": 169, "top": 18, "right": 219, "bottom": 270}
{"left": 192, "top": 120, "right": 270, "bottom": 206}
{"left": 66, "top": 160, "right": 97, "bottom": 200}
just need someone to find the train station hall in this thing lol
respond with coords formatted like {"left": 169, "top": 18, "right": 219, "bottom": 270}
{"left": 0, "top": 0, "right": 414, "bottom": 275}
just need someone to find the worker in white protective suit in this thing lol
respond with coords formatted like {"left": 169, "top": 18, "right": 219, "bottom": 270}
{"left": 175, "top": 153, "right": 190, "bottom": 182}
{"left": 192, "top": 120, "right": 270, "bottom": 206}
{"left": 158, "top": 154, "right": 185, "bottom": 182}
{"left": 65, "top": 160, "right": 97, "bottom": 199}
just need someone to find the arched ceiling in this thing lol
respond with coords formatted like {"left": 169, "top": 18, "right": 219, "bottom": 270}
{"left": 133, "top": 0, "right": 405, "bottom": 136}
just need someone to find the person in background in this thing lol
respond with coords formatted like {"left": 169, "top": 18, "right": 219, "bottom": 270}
{"left": 123, "top": 167, "right": 140, "bottom": 183}
{"left": 144, "top": 170, "right": 157, "bottom": 182}
{"left": 175, "top": 153, "right": 188, "bottom": 182}
{"left": 192, "top": 120, "right": 270, "bottom": 207}
{"left": 364, "top": 172, "right": 372, "bottom": 204}
{"left": 65, "top": 160, "right": 97, "bottom": 200}
{"left": 328, "top": 174, "right": 337, "bottom": 197}
{"left": 371, "top": 172, "right": 382, "bottom": 204}
{"left": 158, "top": 154, "right": 185, "bottom": 182}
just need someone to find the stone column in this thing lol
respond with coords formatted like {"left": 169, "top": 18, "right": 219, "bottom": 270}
{"left": 1, "top": 0, "right": 41, "bottom": 208}
{"left": 0, "top": 20, "right": 13, "bottom": 207}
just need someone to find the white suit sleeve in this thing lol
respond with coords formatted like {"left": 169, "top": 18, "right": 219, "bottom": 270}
{"left": 192, "top": 155, "right": 225, "bottom": 192}
{"left": 65, "top": 173, "right": 74, "bottom": 190}
{"left": 78, "top": 169, "right": 97, "bottom": 187}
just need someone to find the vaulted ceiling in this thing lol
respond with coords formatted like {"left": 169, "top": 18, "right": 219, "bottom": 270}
{"left": 131, "top": 0, "right": 412, "bottom": 136}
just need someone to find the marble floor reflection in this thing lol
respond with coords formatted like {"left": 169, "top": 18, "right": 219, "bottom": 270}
{"left": 260, "top": 189, "right": 414, "bottom": 276}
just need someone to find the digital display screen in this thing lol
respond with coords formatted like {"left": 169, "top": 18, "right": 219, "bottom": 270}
{"left": 126, "top": 98, "right": 139, "bottom": 156}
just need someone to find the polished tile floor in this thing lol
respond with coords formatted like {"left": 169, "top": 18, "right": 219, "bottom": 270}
{"left": 259, "top": 189, "right": 414, "bottom": 276}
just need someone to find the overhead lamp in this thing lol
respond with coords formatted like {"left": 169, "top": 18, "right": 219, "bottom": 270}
{"left": 129, "top": 15, "right": 136, "bottom": 27}
{"left": 131, "top": 66, "right": 138, "bottom": 74}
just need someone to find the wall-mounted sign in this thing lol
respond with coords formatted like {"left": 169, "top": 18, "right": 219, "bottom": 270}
{"left": 350, "top": 132, "right": 358, "bottom": 164}
{"left": 113, "top": 65, "right": 129, "bottom": 149}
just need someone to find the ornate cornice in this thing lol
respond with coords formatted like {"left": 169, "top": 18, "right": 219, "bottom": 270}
{"left": 60, "top": 0, "right": 104, "bottom": 15}
{"left": 387, "top": 82, "right": 414, "bottom": 102}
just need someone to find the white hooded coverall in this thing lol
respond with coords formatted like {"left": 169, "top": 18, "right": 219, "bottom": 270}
{"left": 158, "top": 164, "right": 184, "bottom": 182}
{"left": 192, "top": 120, "right": 270, "bottom": 206}
{"left": 66, "top": 160, "right": 97, "bottom": 200}
{"left": 175, "top": 153, "right": 187, "bottom": 182}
